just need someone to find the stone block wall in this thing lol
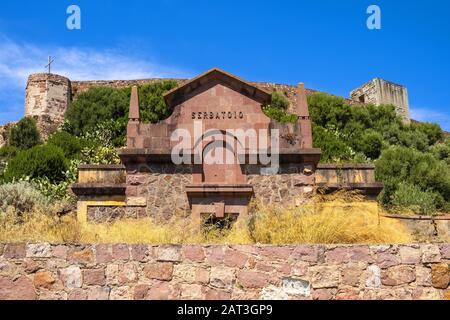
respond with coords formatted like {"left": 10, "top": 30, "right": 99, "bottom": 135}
{"left": 75, "top": 164, "right": 381, "bottom": 222}
{"left": 0, "top": 244, "right": 448, "bottom": 300}
{"left": 24, "top": 73, "right": 71, "bottom": 139}
{"left": 350, "top": 78, "right": 410, "bottom": 124}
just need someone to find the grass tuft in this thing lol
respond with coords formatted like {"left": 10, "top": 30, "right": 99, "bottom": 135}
{"left": 0, "top": 191, "right": 412, "bottom": 244}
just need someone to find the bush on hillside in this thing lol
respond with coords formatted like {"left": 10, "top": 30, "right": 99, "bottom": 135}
{"left": 138, "top": 80, "right": 178, "bottom": 123}
{"left": 0, "top": 181, "right": 48, "bottom": 216}
{"left": 0, "top": 145, "right": 19, "bottom": 160}
{"left": 64, "top": 81, "right": 178, "bottom": 146}
{"left": 411, "top": 122, "right": 443, "bottom": 145}
{"left": 354, "top": 130, "right": 384, "bottom": 159}
{"left": 390, "top": 182, "right": 437, "bottom": 215}
{"left": 47, "top": 131, "right": 83, "bottom": 159}
{"left": 8, "top": 117, "right": 41, "bottom": 149}
{"left": 64, "top": 86, "right": 130, "bottom": 140}
{"left": 430, "top": 138, "right": 450, "bottom": 165}
{"left": 3, "top": 144, "right": 68, "bottom": 183}
{"left": 312, "top": 125, "right": 353, "bottom": 162}
{"left": 375, "top": 145, "right": 450, "bottom": 212}
{"left": 270, "top": 91, "right": 290, "bottom": 110}
{"left": 263, "top": 92, "right": 297, "bottom": 123}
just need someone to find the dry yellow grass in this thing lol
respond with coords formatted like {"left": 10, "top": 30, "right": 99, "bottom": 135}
{"left": 0, "top": 192, "right": 411, "bottom": 244}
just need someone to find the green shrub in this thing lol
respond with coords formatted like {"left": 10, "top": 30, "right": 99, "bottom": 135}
{"left": 263, "top": 92, "right": 297, "bottom": 123}
{"left": 430, "top": 141, "right": 450, "bottom": 165}
{"left": 8, "top": 117, "right": 41, "bottom": 149}
{"left": 411, "top": 122, "right": 443, "bottom": 145}
{"left": 263, "top": 106, "right": 298, "bottom": 123}
{"left": 64, "top": 81, "right": 178, "bottom": 146}
{"left": 3, "top": 144, "right": 68, "bottom": 183}
{"left": 138, "top": 80, "right": 178, "bottom": 123}
{"left": 0, "top": 145, "right": 19, "bottom": 160}
{"left": 30, "top": 157, "right": 79, "bottom": 202}
{"left": 0, "top": 181, "right": 48, "bottom": 216}
{"left": 391, "top": 183, "right": 437, "bottom": 215}
{"left": 312, "top": 125, "right": 353, "bottom": 162}
{"left": 64, "top": 86, "right": 130, "bottom": 139}
{"left": 270, "top": 91, "right": 290, "bottom": 110}
{"left": 376, "top": 145, "right": 450, "bottom": 210}
{"left": 355, "top": 130, "right": 383, "bottom": 159}
{"left": 47, "top": 131, "right": 83, "bottom": 159}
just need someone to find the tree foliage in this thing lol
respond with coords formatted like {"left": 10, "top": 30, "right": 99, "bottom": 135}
{"left": 47, "top": 131, "right": 83, "bottom": 159}
{"left": 64, "top": 81, "right": 178, "bottom": 146}
{"left": 9, "top": 117, "right": 41, "bottom": 150}
{"left": 3, "top": 144, "right": 68, "bottom": 183}
{"left": 263, "top": 92, "right": 297, "bottom": 123}
{"left": 309, "top": 92, "right": 448, "bottom": 214}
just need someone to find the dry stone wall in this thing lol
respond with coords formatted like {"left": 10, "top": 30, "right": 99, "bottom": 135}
{"left": 0, "top": 243, "right": 448, "bottom": 300}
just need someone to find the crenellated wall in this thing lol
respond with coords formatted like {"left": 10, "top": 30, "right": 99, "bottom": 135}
{"left": 0, "top": 243, "right": 448, "bottom": 300}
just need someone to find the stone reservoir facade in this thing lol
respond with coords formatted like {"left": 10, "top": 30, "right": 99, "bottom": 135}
{"left": 72, "top": 68, "right": 383, "bottom": 223}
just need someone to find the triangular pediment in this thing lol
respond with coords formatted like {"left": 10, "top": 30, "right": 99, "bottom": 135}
{"left": 163, "top": 68, "right": 271, "bottom": 107}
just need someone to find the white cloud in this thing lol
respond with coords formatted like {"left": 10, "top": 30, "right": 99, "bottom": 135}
{"left": 410, "top": 107, "right": 450, "bottom": 131}
{"left": 0, "top": 36, "right": 192, "bottom": 124}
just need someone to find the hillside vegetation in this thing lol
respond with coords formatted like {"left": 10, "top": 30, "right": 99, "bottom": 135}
{"left": 308, "top": 93, "right": 449, "bottom": 215}
{"left": 0, "top": 84, "right": 449, "bottom": 218}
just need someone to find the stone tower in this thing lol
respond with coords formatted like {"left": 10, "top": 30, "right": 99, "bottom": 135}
{"left": 25, "top": 73, "right": 72, "bottom": 139}
{"left": 350, "top": 78, "right": 410, "bottom": 124}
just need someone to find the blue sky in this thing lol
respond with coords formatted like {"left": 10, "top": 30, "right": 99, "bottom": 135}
{"left": 0, "top": 0, "right": 449, "bottom": 129}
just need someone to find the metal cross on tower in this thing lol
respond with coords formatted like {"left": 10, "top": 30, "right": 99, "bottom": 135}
{"left": 45, "top": 56, "right": 54, "bottom": 74}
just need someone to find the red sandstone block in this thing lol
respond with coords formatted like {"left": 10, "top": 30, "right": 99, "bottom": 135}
{"left": 112, "top": 244, "right": 130, "bottom": 261}
{"left": 118, "top": 263, "right": 138, "bottom": 285}
{"left": 205, "top": 246, "right": 225, "bottom": 265}
{"left": 376, "top": 252, "right": 400, "bottom": 269}
{"left": 68, "top": 289, "right": 88, "bottom": 300}
{"left": 325, "top": 247, "right": 350, "bottom": 264}
{"left": 33, "top": 271, "right": 56, "bottom": 289}
{"left": 95, "top": 245, "right": 113, "bottom": 264}
{"left": 24, "top": 259, "right": 40, "bottom": 274}
{"left": 147, "top": 281, "right": 170, "bottom": 300}
{"left": 183, "top": 246, "right": 205, "bottom": 263}
{"left": 335, "top": 288, "right": 361, "bottom": 300}
{"left": 205, "top": 288, "right": 232, "bottom": 300}
{"left": 87, "top": 286, "right": 110, "bottom": 300}
{"left": 52, "top": 245, "right": 68, "bottom": 259}
{"left": 341, "top": 264, "right": 363, "bottom": 287}
{"left": 144, "top": 262, "right": 173, "bottom": 281}
{"left": 312, "top": 288, "right": 335, "bottom": 300}
{"left": 381, "top": 265, "right": 416, "bottom": 286}
{"left": 3, "top": 243, "right": 26, "bottom": 259}
{"left": 0, "top": 276, "right": 36, "bottom": 300}
{"left": 131, "top": 244, "right": 148, "bottom": 262}
{"left": 291, "top": 246, "right": 320, "bottom": 263}
{"left": 134, "top": 284, "right": 150, "bottom": 300}
{"left": 261, "top": 246, "right": 293, "bottom": 260}
{"left": 256, "top": 263, "right": 274, "bottom": 273}
{"left": 224, "top": 249, "right": 248, "bottom": 268}
{"left": 68, "top": 247, "right": 94, "bottom": 265}
{"left": 236, "top": 271, "right": 268, "bottom": 289}
{"left": 348, "top": 246, "right": 372, "bottom": 263}
{"left": 83, "top": 268, "right": 106, "bottom": 286}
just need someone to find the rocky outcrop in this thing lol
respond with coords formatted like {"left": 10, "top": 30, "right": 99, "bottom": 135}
{"left": 0, "top": 122, "right": 15, "bottom": 148}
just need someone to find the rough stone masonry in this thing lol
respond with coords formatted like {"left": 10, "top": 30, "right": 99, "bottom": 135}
{"left": 0, "top": 243, "right": 448, "bottom": 300}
